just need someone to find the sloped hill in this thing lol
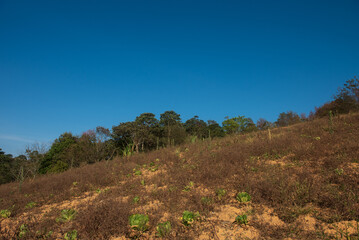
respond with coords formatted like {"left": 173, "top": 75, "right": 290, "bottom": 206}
{"left": 1, "top": 114, "right": 359, "bottom": 239}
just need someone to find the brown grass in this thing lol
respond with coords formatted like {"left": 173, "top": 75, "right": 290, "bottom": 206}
{"left": 1, "top": 113, "right": 359, "bottom": 239}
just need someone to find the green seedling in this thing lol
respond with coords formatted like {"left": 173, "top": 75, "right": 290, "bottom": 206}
{"left": 216, "top": 188, "right": 227, "bottom": 200}
{"left": 0, "top": 209, "right": 11, "bottom": 218}
{"left": 134, "top": 170, "right": 142, "bottom": 176}
{"left": 334, "top": 168, "right": 344, "bottom": 176}
{"left": 64, "top": 230, "right": 78, "bottom": 240}
{"left": 235, "top": 214, "right": 248, "bottom": 225}
{"left": 183, "top": 181, "right": 194, "bottom": 192}
{"left": 201, "top": 197, "right": 213, "bottom": 205}
{"left": 129, "top": 214, "right": 149, "bottom": 232}
{"left": 156, "top": 221, "right": 172, "bottom": 237}
{"left": 18, "top": 224, "right": 27, "bottom": 238}
{"left": 140, "top": 179, "right": 145, "bottom": 186}
{"left": 56, "top": 209, "right": 77, "bottom": 222}
{"left": 72, "top": 182, "right": 78, "bottom": 186}
{"left": 149, "top": 162, "right": 155, "bottom": 167}
{"left": 155, "top": 158, "right": 160, "bottom": 162}
{"left": 25, "top": 201, "right": 37, "bottom": 209}
{"left": 150, "top": 166, "right": 158, "bottom": 172}
{"left": 236, "top": 192, "right": 251, "bottom": 203}
{"left": 96, "top": 189, "right": 102, "bottom": 193}
{"left": 181, "top": 211, "right": 200, "bottom": 226}
{"left": 133, "top": 196, "right": 140, "bottom": 204}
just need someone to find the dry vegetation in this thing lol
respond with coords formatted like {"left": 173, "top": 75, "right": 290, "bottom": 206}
{"left": 1, "top": 113, "right": 359, "bottom": 239}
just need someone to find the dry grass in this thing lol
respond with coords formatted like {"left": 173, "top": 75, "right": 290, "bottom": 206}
{"left": 1, "top": 113, "right": 359, "bottom": 239}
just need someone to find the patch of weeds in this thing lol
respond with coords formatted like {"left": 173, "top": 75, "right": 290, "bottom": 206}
{"left": 0, "top": 209, "right": 11, "bottom": 218}
{"left": 156, "top": 221, "right": 172, "bottom": 237}
{"left": 150, "top": 165, "right": 158, "bottom": 172}
{"left": 236, "top": 192, "right": 251, "bottom": 203}
{"left": 96, "top": 188, "right": 102, "bottom": 194}
{"left": 129, "top": 214, "right": 149, "bottom": 232}
{"left": 18, "top": 224, "right": 28, "bottom": 238}
{"left": 334, "top": 168, "right": 344, "bottom": 176}
{"left": 133, "top": 196, "right": 140, "bottom": 204}
{"left": 201, "top": 197, "right": 213, "bottom": 205}
{"left": 25, "top": 201, "right": 37, "bottom": 209}
{"left": 134, "top": 170, "right": 142, "bottom": 176}
{"left": 235, "top": 214, "right": 248, "bottom": 225}
{"left": 183, "top": 181, "right": 194, "bottom": 192}
{"left": 140, "top": 179, "right": 145, "bottom": 186}
{"left": 64, "top": 230, "right": 78, "bottom": 240}
{"left": 182, "top": 211, "right": 200, "bottom": 226}
{"left": 72, "top": 182, "right": 78, "bottom": 187}
{"left": 56, "top": 209, "right": 77, "bottom": 222}
{"left": 216, "top": 188, "right": 227, "bottom": 200}
{"left": 149, "top": 161, "right": 155, "bottom": 167}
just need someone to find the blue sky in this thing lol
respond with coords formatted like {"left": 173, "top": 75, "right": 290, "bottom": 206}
{"left": 0, "top": 0, "right": 358, "bottom": 156}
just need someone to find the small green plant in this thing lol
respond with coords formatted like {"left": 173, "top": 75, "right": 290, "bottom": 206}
{"left": 129, "top": 214, "right": 149, "bottom": 232}
{"left": 72, "top": 182, "right": 78, "bottom": 186}
{"left": 25, "top": 201, "right": 37, "bottom": 209}
{"left": 0, "top": 209, "right": 11, "bottom": 218}
{"left": 183, "top": 181, "right": 194, "bottom": 192}
{"left": 181, "top": 211, "right": 200, "bottom": 226}
{"left": 216, "top": 188, "right": 227, "bottom": 200}
{"left": 328, "top": 110, "right": 334, "bottom": 134}
{"left": 156, "top": 221, "right": 172, "bottom": 237}
{"left": 134, "top": 170, "right": 142, "bottom": 176}
{"left": 133, "top": 196, "right": 140, "bottom": 204}
{"left": 149, "top": 161, "right": 155, "bottom": 167}
{"left": 150, "top": 165, "right": 158, "bottom": 172}
{"left": 334, "top": 168, "right": 344, "bottom": 176}
{"left": 56, "top": 209, "right": 77, "bottom": 222}
{"left": 236, "top": 192, "right": 251, "bottom": 203}
{"left": 235, "top": 214, "right": 248, "bottom": 225}
{"left": 140, "top": 179, "right": 145, "bottom": 186}
{"left": 18, "top": 224, "right": 27, "bottom": 238}
{"left": 64, "top": 230, "right": 78, "bottom": 240}
{"left": 96, "top": 189, "right": 102, "bottom": 193}
{"left": 201, "top": 197, "right": 213, "bottom": 205}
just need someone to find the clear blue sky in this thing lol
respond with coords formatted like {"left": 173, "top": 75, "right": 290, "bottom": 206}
{"left": 0, "top": 0, "right": 358, "bottom": 156}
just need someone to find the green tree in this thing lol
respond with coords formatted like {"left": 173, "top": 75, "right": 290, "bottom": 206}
{"left": 160, "top": 110, "right": 185, "bottom": 146}
{"left": 207, "top": 120, "right": 225, "bottom": 138}
{"left": 222, "top": 116, "right": 256, "bottom": 134}
{"left": 275, "top": 111, "right": 301, "bottom": 127}
{"left": 0, "top": 148, "right": 14, "bottom": 184}
{"left": 184, "top": 116, "right": 208, "bottom": 139}
{"left": 38, "top": 132, "right": 77, "bottom": 174}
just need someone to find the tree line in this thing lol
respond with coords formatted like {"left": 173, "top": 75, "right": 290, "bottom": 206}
{"left": 1, "top": 76, "right": 358, "bottom": 185}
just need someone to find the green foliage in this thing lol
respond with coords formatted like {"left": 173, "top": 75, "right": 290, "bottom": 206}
{"left": 235, "top": 214, "right": 248, "bottom": 225}
{"left": 156, "top": 221, "right": 172, "bottom": 237}
{"left": 0, "top": 148, "right": 14, "bottom": 184}
{"left": 276, "top": 111, "right": 301, "bottom": 127}
{"left": 134, "top": 170, "right": 142, "bottom": 176}
{"left": 129, "top": 214, "right": 149, "bottom": 232}
{"left": 140, "top": 179, "right": 145, "bottom": 186}
{"left": 181, "top": 211, "right": 200, "bottom": 226}
{"left": 201, "top": 197, "right": 213, "bottom": 205}
{"left": 0, "top": 209, "right": 11, "bottom": 218}
{"left": 216, "top": 188, "right": 227, "bottom": 200}
{"left": 25, "top": 201, "right": 37, "bottom": 209}
{"left": 222, "top": 116, "right": 257, "bottom": 134}
{"left": 236, "top": 192, "right": 251, "bottom": 203}
{"left": 183, "top": 181, "right": 194, "bottom": 192}
{"left": 56, "top": 209, "right": 77, "bottom": 222}
{"left": 39, "top": 132, "right": 76, "bottom": 174}
{"left": 64, "top": 230, "right": 78, "bottom": 240}
{"left": 18, "top": 224, "right": 28, "bottom": 238}
{"left": 133, "top": 196, "right": 140, "bottom": 204}
{"left": 334, "top": 168, "right": 344, "bottom": 176}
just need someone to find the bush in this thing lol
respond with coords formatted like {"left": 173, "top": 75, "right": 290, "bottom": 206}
{"left": 56, "top": 209, "right": 77, "bottom": 222}
{"left": 181, "top": 211, "right": 200, "bottom": 226}
{"left": 156, "top": 221, "right": 172, "bottom": 237}
{"left": 0, "top": 209, "right": 11, "bottom": 218}
{"left": 235, "top": 214, "right": 248, "bottom": 225}
{"left": 236, "top": 192, "right": 251, "bottom": 203}
{"left": 129, "top": 214, "right": 149, "bottom": 232}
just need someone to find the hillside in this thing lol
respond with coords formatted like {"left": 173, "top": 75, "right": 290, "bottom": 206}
{"left": 1, "top": 113, "right": 359, "bottom": 239}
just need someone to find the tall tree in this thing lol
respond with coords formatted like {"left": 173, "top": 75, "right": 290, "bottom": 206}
{"left": 184, "top": 116, "right": 208, "bottom": 139}
{"left": 275, "top": 111, "right": 301, "bottom": 127}
{"left": 160, "top": 110, "right": 184, "bottom": 146}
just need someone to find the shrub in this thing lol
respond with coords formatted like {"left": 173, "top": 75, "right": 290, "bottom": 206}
{"left": 0, "top": 209, "right": 11, "bottom": 218}
{"left": 235, "top": 214, "right": 248, "bottom": 225}
{"left": 133, "top": 196, "right": 140, "bottom": 204}
{"left": 129, "top": 214, "right": 149, "bottom": 232}
{"left": 216, "top": 188, "right": 227, "bottom": 200}
{"left": 236, "top": 192, "right": 251, "bottom": 203}
{"left": 181, "top": 211, "right": 200, "bottom": 226}
{"left": 56, "top": 209, "right": 77, "bottom": 222}
{"left": 134, "top": 170, "right": 142, "bottom": 176}
{"left": 25, "top": 201, "right": 37, "bottom": 209}
{"left": 18, "top": 224, "right": 27, "bottom": 238}
{"left": 156, "top": 221, "right": 172, "bottom": 237}
{"left": 64, "top": 230, "right": 78, "bottom": 240}
{"left": 183, "top": 181, "right": 194, "bottom": 192}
